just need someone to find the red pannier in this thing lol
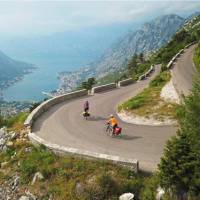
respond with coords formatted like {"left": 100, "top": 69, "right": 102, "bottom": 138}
{"left": 114, "top": 127, "right": 122, "bottom": 135}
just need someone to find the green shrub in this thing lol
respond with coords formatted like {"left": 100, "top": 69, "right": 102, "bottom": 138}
{"left": 194, "top": 42, "right": 200, "bottom": 73}
{"left": 97, "top": 173, "right": 120, "bottom": 199}
{"left": 150, "top": 71, "right": 170, "bottom": 87}
{"left": 121, "top": 179, "right": 143, "bottom": 200}
{"left": 4, "top": 112, "right": 28, "bottom": 128}
{"left": 20, "top": 160, "right": 37, "bottom": 183}
{"left": 19, "top": 146, "right": 55, "bottom": 183}
{"left": 140, "top": 176, "right": 158, "bottom": 200}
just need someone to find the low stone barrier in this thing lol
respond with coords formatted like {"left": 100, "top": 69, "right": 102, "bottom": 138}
{"left": 138, "top": 65, "right": 154, "bottom": 81}
{"left": 145, "top": 65, "right": 154, "bottom": 77}
{"left": 118, "top": 78, "right": 134, "bottom": 87}
{"left": 24, "top": 89, "right": 88, "bottom": 128}
{"left": 29, "top": 132, "right": 139, "bottom": 172}
{"left": 166, "top": 60, "right": 173, "bottom": 69}
{"left": 91, "top": 83, "right": 117, "bottom": 94}
{"left": 167, "top": 42, "right": 196, "bottom": 69}
{"left": 185, "top": 42, "right": 196, "bottom": 49}
{"left": 138, "top": 74, "right": 146, "bottom": 81}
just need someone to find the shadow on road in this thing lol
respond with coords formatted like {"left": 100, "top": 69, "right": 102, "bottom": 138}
{"left": 114, "top": 135, "right": 142, "bottom": 140}
{"left": 88, "top": 116, "right": 107, "bottom": 121}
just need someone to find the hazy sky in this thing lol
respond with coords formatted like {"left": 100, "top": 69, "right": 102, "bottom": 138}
{"left": 0, "top": 1, "right": 200, "bottom": 37}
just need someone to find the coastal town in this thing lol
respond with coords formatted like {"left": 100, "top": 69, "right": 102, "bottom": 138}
{"left": 49, "top": 66, "right": 95, "bottom": 97}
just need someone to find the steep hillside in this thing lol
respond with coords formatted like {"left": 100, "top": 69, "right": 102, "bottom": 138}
{"left": 0, "top": 50, "right": 34, "bottom": 90}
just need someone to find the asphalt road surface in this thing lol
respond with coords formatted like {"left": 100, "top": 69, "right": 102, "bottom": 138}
{"left": 33, "top": 45, "right": 195, "bottom": 172}
{"left": 172, "top": 44, "right": 197, "bottom": 96}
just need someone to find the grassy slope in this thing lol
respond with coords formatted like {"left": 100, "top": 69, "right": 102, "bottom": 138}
{"left": 118, "top": 71, "right": 177, "bottom": 120}
{"left": 0, "top": 112, "right": 28, "bottom": 131}
{"left": 0, "top": 139, "right": 159, "bottom": 200}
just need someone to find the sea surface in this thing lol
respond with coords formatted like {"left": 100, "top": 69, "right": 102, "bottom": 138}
{"left": 3, "top": 59, "right": 87, "bottom": 102}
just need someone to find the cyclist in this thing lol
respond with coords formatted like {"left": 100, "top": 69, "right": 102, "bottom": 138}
{"left": 107, "top": 114, "right": 118, "bottom": 134}
{"left": 84, "top": 100, "right": 89, "bottom": 113}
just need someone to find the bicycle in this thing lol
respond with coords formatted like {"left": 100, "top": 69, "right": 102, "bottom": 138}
{"left": 105, "top": 123, "right": 122, "bottom": 137}
{"left": 82, "top": 111, "right": 90, "bottom": 120}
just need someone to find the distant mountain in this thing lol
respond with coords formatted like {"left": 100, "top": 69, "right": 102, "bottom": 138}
{"left": 0, "top": 23, "right": 137, "bottom": 69}
{"left": 0, "top": 50, "right": 34, "bottom": 90}
{"left": 57, "top": 14, "right": 185, "bottom": 92}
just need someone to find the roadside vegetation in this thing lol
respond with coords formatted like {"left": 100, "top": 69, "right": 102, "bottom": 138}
{"left": 157, "top": 16, "right": 200, "bottom": 200}
{"left": 194, "top": 41, "right": 200, "bottom": 73}
{"left": 79, "top": 77, "right": 97, "bottom": 90}
{"left": 158, "top": 77, "right": 200, "bottom": 199}
{"left": 118, "top": 71, "right": 177, "bottom": 120}
{"left": 0, "top": 126, "right": 159, "bottom": 200}
{"left": 0, "top": 112, "right": 28, "bottom": 131}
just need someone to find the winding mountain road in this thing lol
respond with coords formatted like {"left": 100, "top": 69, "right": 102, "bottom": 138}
{"left": 33, "top": 45, "right": 196, "bottom": 172}
{"left": 172, "top": 44, "right": 197, "bottom": 96}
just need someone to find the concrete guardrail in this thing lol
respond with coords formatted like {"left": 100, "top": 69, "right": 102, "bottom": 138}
{"left": 138, "top": 74, "right": 146, "bottom": 81}
{"left": 118, "top": 78, "right": 134, "bottom": 87}
{"left": 24, "top": 89, "right": 88, "bottom": 128}
{"left": 29, "top": 132, "right": 139, "bottom": 172}
{"left": 138, "top": 65, "right": 154, "bottom": 81}
{"left": 167, "top": 42, "right": 196, "bottom": 69}
{"left": 91, "top": 83, "right": 117, "bottom": 94}
{"left": 185, "top": 42, "right": 196, "bottom": 49}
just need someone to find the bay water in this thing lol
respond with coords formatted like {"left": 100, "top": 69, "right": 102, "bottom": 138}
{"left": 3, "top": 59, "right": 87, "bottom": 102}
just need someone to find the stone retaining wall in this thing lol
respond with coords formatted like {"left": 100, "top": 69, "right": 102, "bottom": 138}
{"left": 167, "top": 42, "right": 196, "bottom": 69}
{"left": 118, "top": 78, "right": 134, "bottom": 87}
{"left": 138, "top": 65, "right": 154, "bottom": 81}
{"left": 91, "top": 83, "right": 117, "bottom": 94}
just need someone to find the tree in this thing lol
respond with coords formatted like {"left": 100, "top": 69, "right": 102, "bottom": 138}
{"left": 81, "top": 77, "right": 96, "bottom": 90}
{"left": 127, "top": 54, "right": 138, "bottom": 76}
{"left": 0, "top": 115, "right": 5, "bottom": 128}
{"left": 139, "top": 53, "right": 144, "bottom": 63}
{"left": 158, "top": 78, "right": 200, "bottom": 199}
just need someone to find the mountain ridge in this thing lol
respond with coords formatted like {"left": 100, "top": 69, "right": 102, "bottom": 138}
{"left": 0, "top": 50, "right": 35, "bottom": 92}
